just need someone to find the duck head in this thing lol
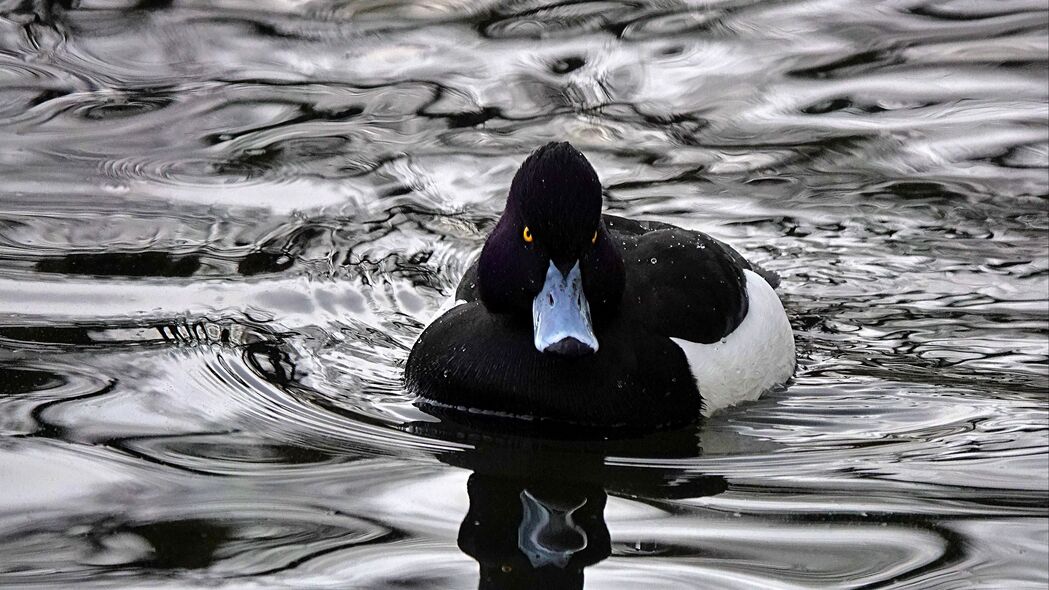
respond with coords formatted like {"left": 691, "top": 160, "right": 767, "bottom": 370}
{"left": 478, "top": 142, "right": 625, "bottom": 357}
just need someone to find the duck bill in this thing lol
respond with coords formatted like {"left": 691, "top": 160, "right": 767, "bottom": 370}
{"left": 532, "top": 261, "right": 598, "bottom": 357}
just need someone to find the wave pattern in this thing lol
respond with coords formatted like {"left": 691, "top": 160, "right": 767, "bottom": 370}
{"left": 0, "top": 0, "right": 1046, "bottom": 588}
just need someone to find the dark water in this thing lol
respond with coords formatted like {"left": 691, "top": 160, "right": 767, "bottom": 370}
{"left": 1, "top": 0, "right": 1047, "bottom": 588}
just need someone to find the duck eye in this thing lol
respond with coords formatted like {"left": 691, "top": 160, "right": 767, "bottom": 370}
{"left": 523, "top": 226, "right": 534, "bottom": 243}
{"left": 591, "top": 230, "right": 598, "bottom": 244}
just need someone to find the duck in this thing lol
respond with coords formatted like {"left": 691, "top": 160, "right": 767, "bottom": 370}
{"left": 405, "top": 142, "right": 795, "bottom": 430}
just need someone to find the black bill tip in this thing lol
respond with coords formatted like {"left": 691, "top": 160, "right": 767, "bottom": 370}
{"left": 544, "top": 336, "right": 594, "bottom": 358}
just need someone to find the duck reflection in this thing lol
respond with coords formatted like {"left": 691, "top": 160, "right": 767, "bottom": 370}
{"left": 411, "top": 414, "right": 727, "bottom": 590}
{"left": 460, "top": 473, "right": 609, "bottom": 589}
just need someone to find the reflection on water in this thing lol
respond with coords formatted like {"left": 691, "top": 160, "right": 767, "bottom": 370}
{"left": 443, "top": 425, "right": 734, "bottom": 589}
{"left": 0, "top": 0, "right": 1047, "bottom": 587}
{"left": 460, "top": 471, "right": 612, "bottom": 588}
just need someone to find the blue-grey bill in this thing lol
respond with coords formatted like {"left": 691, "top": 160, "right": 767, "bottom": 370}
{"left": 532, "top": 260, "right": 599, "bottom": 355}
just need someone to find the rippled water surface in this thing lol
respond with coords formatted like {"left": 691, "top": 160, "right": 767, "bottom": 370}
{"left": 1, "top": 0, "right": 1047, "bottom": 588}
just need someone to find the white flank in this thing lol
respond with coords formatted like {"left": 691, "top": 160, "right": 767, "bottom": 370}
{"left": 671, "top": 270, "right": 796, "bottom": 416}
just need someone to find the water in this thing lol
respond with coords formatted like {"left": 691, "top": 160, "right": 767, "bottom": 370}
{"left": 0, "top": 0, "right": 1046, "bottom": 588}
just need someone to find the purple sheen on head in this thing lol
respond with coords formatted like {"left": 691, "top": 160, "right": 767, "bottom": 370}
{"left": 478, "top": 220, "right": 544, "bottom": 313}
{"left": 478, "top": 142, "right": 625, "bottom": 320}
{"left": 580, "top": 226, "right": 625, "bottom": 316}
{"left": 509, "top": 142, "right": 603, "bottom": 256}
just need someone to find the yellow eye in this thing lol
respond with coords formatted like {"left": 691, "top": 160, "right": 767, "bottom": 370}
{"left": 592, "top": 230, "right": 598, "bottom": 244}
{"left": 523, "top": 226, "right": 533, "bottom": 243}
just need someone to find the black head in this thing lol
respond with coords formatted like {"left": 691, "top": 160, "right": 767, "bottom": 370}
{"left": 478, "top": 142, "right": 624, "bottom": 355}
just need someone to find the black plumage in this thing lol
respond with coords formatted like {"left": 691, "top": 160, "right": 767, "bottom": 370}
{"left": 405, "top": 142, "right": 770, "bottom": 429}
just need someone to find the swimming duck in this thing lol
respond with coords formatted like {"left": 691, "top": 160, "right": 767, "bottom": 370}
{"left": 405, "top": 142, "right": 795, "bottom": 430}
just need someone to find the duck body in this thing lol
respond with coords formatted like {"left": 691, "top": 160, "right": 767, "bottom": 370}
{"left": 405, "top": 143, "right": 795, "bottom": 430}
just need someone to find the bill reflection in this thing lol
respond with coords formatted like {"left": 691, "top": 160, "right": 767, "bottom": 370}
{"left": 459, "top": 474, "right": 609, "bottom": 590}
